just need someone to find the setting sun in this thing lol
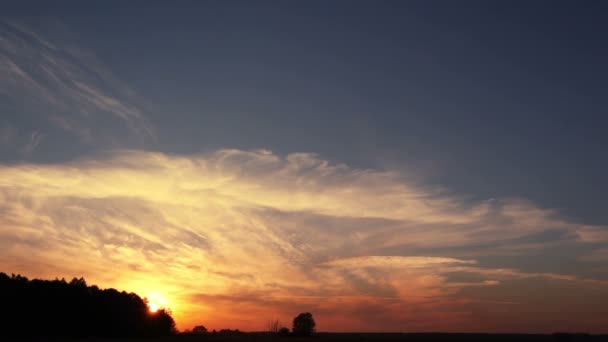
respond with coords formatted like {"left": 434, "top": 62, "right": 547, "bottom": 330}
{"left": 147, "top": 293, "right": 166, "bottom": 313}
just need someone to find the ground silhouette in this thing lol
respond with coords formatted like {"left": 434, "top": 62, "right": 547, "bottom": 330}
{"left": 1, "top": 272, "right": 604, "bottom": 342}
{"left": 0, "top": 272, "right": 175, "bottom": 337}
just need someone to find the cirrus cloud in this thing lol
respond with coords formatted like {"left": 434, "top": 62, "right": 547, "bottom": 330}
{"left": 0, "top": 149, "right": 607, "bottom": 332}
{"left": 0, "top": 21, "right": 153, "bottom": 154}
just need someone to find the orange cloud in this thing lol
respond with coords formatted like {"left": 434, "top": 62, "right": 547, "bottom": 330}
{"left": 0, "top": 149, "right": 607, "bottom": 332}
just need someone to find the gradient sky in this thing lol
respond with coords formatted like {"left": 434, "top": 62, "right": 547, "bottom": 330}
{"left": 1, "top": 0, "right": 608, "bottom": 333}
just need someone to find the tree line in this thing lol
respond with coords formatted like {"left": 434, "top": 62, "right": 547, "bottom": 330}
{"left": 0, "top": 272, "right": 176, "bottom": 337}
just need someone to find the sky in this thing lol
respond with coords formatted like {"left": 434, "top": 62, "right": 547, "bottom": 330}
{"left": 1, "top": 0, "right": 607, "bottom": 333}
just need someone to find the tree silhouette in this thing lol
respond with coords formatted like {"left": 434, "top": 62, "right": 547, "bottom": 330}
{"left": 292, "top": 312, "right": 316, "bottom": 336}
{"left": 193, "top": 325, "right": 208, "bottom": 334}
{"left": 268, "top": 319, "right": 280, "bottom": 333}
{"left": 0, "top": 272, "right": 176, "bottom": 337}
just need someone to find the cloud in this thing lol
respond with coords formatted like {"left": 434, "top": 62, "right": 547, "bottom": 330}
{"left": 576, "top": 227, "right": 608, "bottom": 243}
{"left": 321, "top": 256, "right": 477, "bottom": 269}
{"left": 580, "top": 248, "right": 608, "bottom": 262}
{"left": 20, "top": 131, "right": 44, "bottom": 154}
{"left": 0, "top": 21, "right": 153, "bottom": 146}
{"left": 0, "top": 149, "right": 607, "bottom": 332}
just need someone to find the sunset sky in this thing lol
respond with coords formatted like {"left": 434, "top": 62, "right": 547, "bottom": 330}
{"left": 1, "top": 1, "right": 608, "bottom": 333}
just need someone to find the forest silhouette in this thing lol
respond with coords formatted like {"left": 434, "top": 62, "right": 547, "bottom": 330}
{"left": 0, "top": 272, "right": 175, "bottom": 337}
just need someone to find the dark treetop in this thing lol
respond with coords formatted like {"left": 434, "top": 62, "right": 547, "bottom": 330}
{"left": 0, "top": 272, "right": 176, "bottom": 337}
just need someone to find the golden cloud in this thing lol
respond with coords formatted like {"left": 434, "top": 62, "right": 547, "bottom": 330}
{"left": 0, "top": 149, "right": 607, "bottom": 332}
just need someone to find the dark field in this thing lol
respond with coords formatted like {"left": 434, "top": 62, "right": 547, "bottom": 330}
{"left": 7, "top": 332, "right": 607, "bottom": 342}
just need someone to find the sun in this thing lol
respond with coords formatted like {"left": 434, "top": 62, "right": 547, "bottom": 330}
{"left": 146, "top": 292, "right": 166, "bottom": 313}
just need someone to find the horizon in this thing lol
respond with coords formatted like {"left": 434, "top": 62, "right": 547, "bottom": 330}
{"left": 1, "top": 0, "right": 607, "bottom": 334}
{"left": 2, "top": 272, "right": 605, "bottom": 337}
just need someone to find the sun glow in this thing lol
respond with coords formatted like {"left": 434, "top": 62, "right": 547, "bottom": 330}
{"left": 147, "top": 292, "right": 166, "bottom": 313}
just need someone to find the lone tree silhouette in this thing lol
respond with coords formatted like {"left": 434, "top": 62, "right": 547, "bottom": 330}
{"left": 292, "top": 312, "right": 316, "bottom": 336}
{"left": 192, "top": 325, "right": 208, "bottom": 334}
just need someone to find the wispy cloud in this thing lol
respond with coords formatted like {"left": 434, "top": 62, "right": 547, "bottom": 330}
{"left": 0, "top": 150, "right": 608, "bottom": 330}
{"left": 576, "top": 226, "right": 608, "bottom": 243}
{"left": 20, "top": 131, "right": 43, "bottom": 154}
{"left": 0, "top": 21, "right": 154, "bottom": 146}
{"left": 0, "top": 149, "right": 606, "bottom": 332}
{"left": 580, "top": 248, "right": 608, "bottom": 262}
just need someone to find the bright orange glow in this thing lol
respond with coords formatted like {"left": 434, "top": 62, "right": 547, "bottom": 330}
{"left": 147, "top": 292, "right": 166, "bottom": 313}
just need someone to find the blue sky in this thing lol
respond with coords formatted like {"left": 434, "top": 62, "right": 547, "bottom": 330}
{"left": 4, "top": 1, "right": 607, "bottom": 224}
{"left": 1, "top": 1, "right": 608, "bottom": 332}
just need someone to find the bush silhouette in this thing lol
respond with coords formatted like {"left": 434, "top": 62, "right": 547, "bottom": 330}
{"left": 292, "top": 312, "right": 316, "bottom": 336}
{"left": 0, "top": 272, "right": 176, "bottom": 337}
{"left": 192, "top": 325, "right": 208, "bottom": 334}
